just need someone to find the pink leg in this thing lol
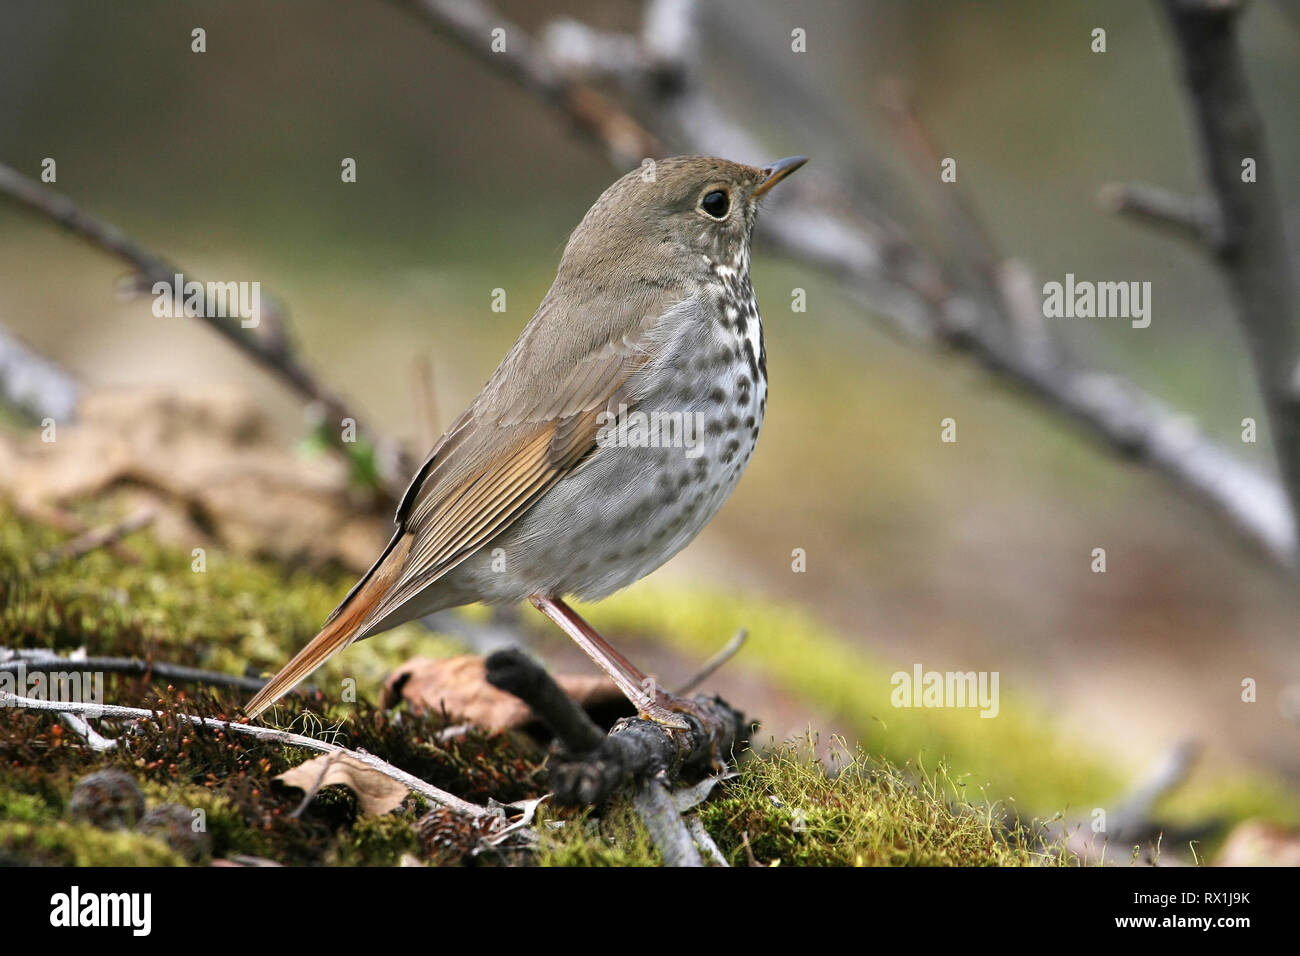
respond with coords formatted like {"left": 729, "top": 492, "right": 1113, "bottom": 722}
{"left": 530, "top": 595, "right": 689, "bottom": 730}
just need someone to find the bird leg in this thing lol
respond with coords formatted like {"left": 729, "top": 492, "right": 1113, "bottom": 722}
{"left": 529, "top": 595, "right": 690, "bottom": 730}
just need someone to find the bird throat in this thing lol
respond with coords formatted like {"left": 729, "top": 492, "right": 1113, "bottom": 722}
{"left": 710, "top": 249, "right": 766, "bottom": 389}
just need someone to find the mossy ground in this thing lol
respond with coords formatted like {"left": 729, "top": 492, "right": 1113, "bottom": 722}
{"left": 0, "top": 502, "right": 1291, "bottom": 865}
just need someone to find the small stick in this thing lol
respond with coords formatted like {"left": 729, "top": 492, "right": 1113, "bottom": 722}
{"left": 1097, "top": 182, "right": 1219, "bottom": 246}
{"left": 633, "top": 775, "right": 703, "bottom": 868}
{"left": 411, "top": 355, "right": 442, "bottom": 449}
{"left": 484, "top": 647, "right": 605, "bottom": 752}
{"left": 0, "top": 651, "right": 277, "bottom": 695}
{"left": 0, "top": 689, "right": 489, "bottom": 818}
{"left": 59, "top": 712, "right": 118, "bottom": 752}
{"left": 35, "top": 507, "right": 156, "bottom": 569}
{"left": 686, "top": 816, "right": 729, "bottom": 867}
{"left": 674, "top": 628, "right": 747, "bottom": 696}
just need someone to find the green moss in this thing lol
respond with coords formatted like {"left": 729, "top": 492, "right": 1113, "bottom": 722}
{"left": 0, "top": 790, "right": 56, "bottom": 824}
{"left": 137, "top": 783, "right": 269, "bottom": 859}
{"left": 533, "top": 741, "right": 1058, "bottom": 867}
{"left": 699, "top": 741, "right": 1053, "bottom": 866}
{"left": 0, "top": 502, "right": 461, "bottom": 713}
{"left": 536, "top": 804, "right": 663, "bottom": 867}
{"left": 0, "top": 821, "right": 187, "bottom": 866}
{"left": 2, "top": 500, "right": 1293, "bottom": 866}
{"left": 333, "top": 813, "right": 421, "bottom": 866}
{"left": 580, "top": 586, "right": 1299, "bottom": 829}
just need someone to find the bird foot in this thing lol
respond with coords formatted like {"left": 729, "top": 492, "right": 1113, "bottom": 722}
{"left": 635, "top": 689, "right": 699, "bottom": 731}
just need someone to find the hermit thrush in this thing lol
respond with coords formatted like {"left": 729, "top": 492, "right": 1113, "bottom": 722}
{"left": 245, "top": 155, "right": 807, "bottom": 728}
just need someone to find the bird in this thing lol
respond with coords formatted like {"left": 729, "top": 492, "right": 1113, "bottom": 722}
{"left": 244, "top": 154, "right": 807, "bottom": 728}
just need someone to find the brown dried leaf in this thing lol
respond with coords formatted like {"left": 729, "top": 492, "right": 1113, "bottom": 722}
{"left": 0, "top": 386, "right": 388, "bottom": 570}
{"left": 275, "top": 753, "right": 409, "bottom": 816}
{"left": 382, "top": 655, "right": 620, "bottom": 731}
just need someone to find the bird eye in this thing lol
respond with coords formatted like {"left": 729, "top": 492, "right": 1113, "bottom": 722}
{"left": 700, "top": 189, "right": 730, "bottom": 219}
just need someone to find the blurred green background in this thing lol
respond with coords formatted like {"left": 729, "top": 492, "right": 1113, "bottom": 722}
{"left": 2, "top": 0, "right": 1298, "bottom": 806}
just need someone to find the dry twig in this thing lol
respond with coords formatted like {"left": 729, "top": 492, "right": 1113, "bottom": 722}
{"left": 0, "top": 689, "right": 489, "bottom": 818}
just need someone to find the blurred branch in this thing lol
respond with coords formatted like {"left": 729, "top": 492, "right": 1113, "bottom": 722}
{"left": 1045, "top": 738, "right": 1206, "bottom": 863}
{"left": 1049, "top": 738, "right": 1206, "bottom": 862}
{"left": 1097, "top": 181, "right": 1220, "bottom": 246}
{"left": 33, "top": 506, "right": 156, "bottom": 569}
{"left": 1106, "top": 738, "right": 1202, "bottom": 843}
{"left": 1153, "top": 0, "right": 1300, "bottom": 542}
{"left": 0, "top": 646, "right": 273, "bottom": 695}
{"left": 0, "top": 325, "right": 82, "bottom": 423}
{"left": 388, "top": 0, "right": 663, "bottom": 165}
{"left": 0, "top": 161, "right": 412, "bottom": 503}
{"left": 388, "top": 0, "right": 1297, "bottom": 568}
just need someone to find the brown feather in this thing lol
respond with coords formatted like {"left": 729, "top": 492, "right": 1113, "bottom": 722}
{"left": 243, "top": 534, "right": 412, "bottom": 718}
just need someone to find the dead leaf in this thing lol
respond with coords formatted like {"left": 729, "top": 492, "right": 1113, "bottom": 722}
{"left": 381, "top": 655, "right": 621, "bottom": 731}
{"left": 0, "top": 386, "right": 388, "bottom": 570}
{"left": 275, "top": 752, "right": 409, "bottom": 815}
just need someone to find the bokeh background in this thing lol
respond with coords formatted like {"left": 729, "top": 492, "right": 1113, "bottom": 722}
{"left": 2, "top": 0, "right": 1298, "bottom": 823}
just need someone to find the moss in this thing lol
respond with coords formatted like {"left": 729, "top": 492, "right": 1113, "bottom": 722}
{"left": 579, "top": 585, "right": 1299, "bottom": 829}
{"left": 535, "top": 804, "right": 663, "bottom": 867}
{"left": 697, "top": 740, "right": 1054, "bottom": 867}
{"left": 0, "top": 821, "right": 187, "bottom": 866}
{"left": 0, "top": 698, "right": 545, "bottom": 865}
{"left": 0, "top": 502, "right": 461, "bottom": 711}
{"left": 333, "top": 812, "right": 421, "bottom": 866}
{"left": 0, "top": 790, "right": 56, "bottom": 824}
{"left": 532, "top": 740, "right": 1058, "bottom": 868}
{"left": 1, "top": 501, "right": 1292, "bottom": 865}
{"left": 137, "top": 784, "right": 272, "bottom": 860}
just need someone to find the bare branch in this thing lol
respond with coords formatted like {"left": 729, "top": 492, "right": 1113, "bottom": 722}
{"left": 1048, "top": 738, "right": 1203, "bottom": 861}
{"left": 0, "top": 326, "right": 82, "bottom": 423}
{"left": 0, "top": 647, "right": 279, "bottom": 695}
{"left": 484, "top": 646, "right": 606, "bottom": 752}
{"left": 675, "top": 628, "right": 747, "bottom": 696}
{"left": 0, "top": 161, "right": 412, "bottom": 501}
{"left": 633, "top": 775, "right": 703, "bottom": 867}
{"left": 1158, "top": 0, "right": 1300, "bottom": 535}
{"left": 389, "top": 0, "right": 663, "bottom": 165}
{"left": 1097, "top": 181, "right": 1220, "bottom": 245}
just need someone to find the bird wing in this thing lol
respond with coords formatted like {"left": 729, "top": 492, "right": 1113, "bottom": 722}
{"left": 356, "top": 288, "right": 697, "bottom": 630}
{"left": 244, "top": 290, "right": 694, "bottom": 719}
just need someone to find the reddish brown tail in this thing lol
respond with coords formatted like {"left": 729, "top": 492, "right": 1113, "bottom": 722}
{"left": 244, "top": 534, "right": 411, "bottom": 720}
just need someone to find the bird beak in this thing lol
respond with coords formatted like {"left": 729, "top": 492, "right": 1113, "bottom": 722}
{"left": 753, "top": 156, "right": 808, "bottom": 197}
